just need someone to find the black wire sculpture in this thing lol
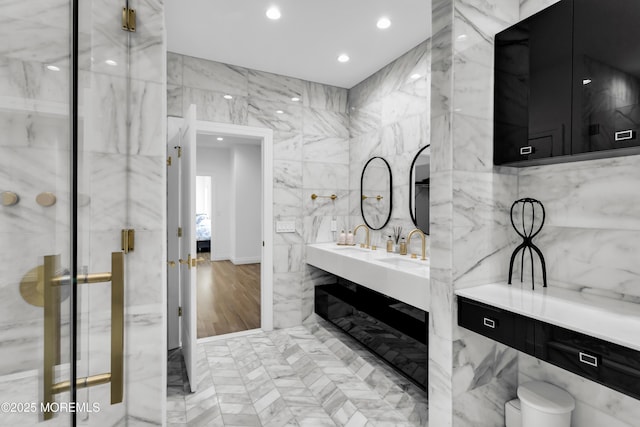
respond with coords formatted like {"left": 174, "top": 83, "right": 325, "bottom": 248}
{"left": 508, "top": 198, "right": 547, "bottom": 289}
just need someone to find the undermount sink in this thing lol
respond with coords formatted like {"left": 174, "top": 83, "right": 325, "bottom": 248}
{"left": 377, "top": 257, "right": 427, "bottom": 270}
{"left": 332, "top": 246, "right": 370, "bottom": 254}
{"left": 306, "top": 243, "right": 430, "bottom": 311}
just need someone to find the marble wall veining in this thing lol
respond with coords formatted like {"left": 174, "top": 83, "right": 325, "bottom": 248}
{"left": 168, "top": 53, "right": 349, "bottom": 328}
{"left": 428, "top": 0, "right": 520, "bottom": 425}
{"left": 347, "top": 40, "right": 431, "bottom": 254}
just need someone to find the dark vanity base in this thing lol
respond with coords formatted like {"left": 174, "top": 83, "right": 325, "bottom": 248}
{"left": 458, "top": 296, "right": 640, "bottom": 401}
{"left": 315, "top": 282, "right": 428, "bottom": 391}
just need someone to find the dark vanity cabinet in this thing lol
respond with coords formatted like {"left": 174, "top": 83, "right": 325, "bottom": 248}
{"left": 315, "top": 282, "right": 428, "bottom": 390}
{"left": 494, "top": 0, "right": 572, "bottom": 165}
{"left": 458, "top": 297, "right": 640, "bottom": 401}
{"left": 571, "top": 0, "right": 640, "bottom": 155}
{"left": 494, "top": 0, "right": 640, "bottom": 166}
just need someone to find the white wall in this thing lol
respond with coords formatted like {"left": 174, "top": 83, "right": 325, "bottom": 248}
{"left": 196, "top": 141, "right": 261, "bottom": 264}
{"left": 231, "top": 144, "right": 262, "bottom": 264}
{"left": 196, "top": 144, "right": 231, "bottom": 260}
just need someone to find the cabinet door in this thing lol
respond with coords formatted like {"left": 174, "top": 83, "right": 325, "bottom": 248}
{"left": 572, "top": 0, "right": 640, "bottom": 154}
{"left": 494, "top": 0, "right": 572, "bottom": 165}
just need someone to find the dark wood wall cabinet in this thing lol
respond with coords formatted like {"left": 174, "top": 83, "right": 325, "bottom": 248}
{"left": 458, "top": 296, "right": 640, "bottom": 400}
{"left": 315, "top": 282, "right": 428, "bottom": 391}
{"left": 494, "top": 0, "right": 640, "bottom": 166}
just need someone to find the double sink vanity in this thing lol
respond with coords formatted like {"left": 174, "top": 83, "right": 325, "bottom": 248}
{"left": 307, "top": 242, "right": 430, "bottom": 389}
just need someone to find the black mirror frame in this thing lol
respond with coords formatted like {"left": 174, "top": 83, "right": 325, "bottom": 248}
{"left": 409, "top": 144, "right": 431, "bottom": 235}
{"left": 360, "top": 156, "right": 393, "bottom": 230}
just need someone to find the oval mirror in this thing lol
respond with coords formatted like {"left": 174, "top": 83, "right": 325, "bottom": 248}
{"left": 360, "top": 156, "right": 392, "bottom": 230}
{"left": 409, "top": 145, "right": 430, "bottom": 234}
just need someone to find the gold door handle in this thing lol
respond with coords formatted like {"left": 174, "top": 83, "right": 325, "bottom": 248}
{"left": 42, "top": 252, "right": 124, "bottom": 420}
{"left": 179, "top": 254, "right": 196, "bottom": 269}
{"left": 167, "top": 261, "right": 176, "bottom": 267}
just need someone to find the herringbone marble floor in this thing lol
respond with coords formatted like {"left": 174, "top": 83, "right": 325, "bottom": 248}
{"left": 167, "top": 320, "right": 429, "bottom": 426}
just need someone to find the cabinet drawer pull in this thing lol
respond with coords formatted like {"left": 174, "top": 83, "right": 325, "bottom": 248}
{"left": 483, "top": 317, "right": 496, "bottom": 329}
{"left": 519, "top": 146, "right": 533, "bottom": 155}
{"left": 615, "top": 130, "right": 635, "bottom": 141}
{"left": 579, "top": 352, "right": 598, "bottom": 368}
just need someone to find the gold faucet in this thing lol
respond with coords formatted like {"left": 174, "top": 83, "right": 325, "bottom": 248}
{"left": 407, "top": 229, "right": 427, "bottom": 260}
{"left": 353, "top": 224, "right": 370, "bottom": 248}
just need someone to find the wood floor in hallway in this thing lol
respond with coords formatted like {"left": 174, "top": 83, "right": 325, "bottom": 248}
{"left": 196, "top": 255, "right": 260, "bottom": 338}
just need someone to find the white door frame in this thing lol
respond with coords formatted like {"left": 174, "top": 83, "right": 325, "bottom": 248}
{"left": 167, "top": 117, "right": 274, "bottom": 345}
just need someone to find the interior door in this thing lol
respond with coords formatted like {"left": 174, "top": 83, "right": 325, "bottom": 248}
{"left": 179, "top": 104, "right": 198, "bottom": 391}
{"left": 167, "top": 119, "right": 181, "bottom": 350}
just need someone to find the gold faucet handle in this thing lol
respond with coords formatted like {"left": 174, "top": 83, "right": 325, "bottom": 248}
{"left": 411, "top": 253, "right": 417, "bottom": 259}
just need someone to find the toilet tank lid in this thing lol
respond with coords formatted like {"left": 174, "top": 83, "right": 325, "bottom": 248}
{"left": 517, "top": 381, "right": 576, "bottom": 413}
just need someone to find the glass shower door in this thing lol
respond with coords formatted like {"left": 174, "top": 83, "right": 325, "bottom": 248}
{"left": 0, "top": 0, "right": 132, "bottom": 425}
{"left": 0, "top": 1, "right": 74, "bottom": 425}
{"left": 75, "top": 0, "right": 130, "bottom": 424}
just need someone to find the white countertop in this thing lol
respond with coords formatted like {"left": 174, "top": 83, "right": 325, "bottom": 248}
{"left": 306, "top": 243, "right": 430, "bottom": 311}
{"left": 455, "top": 282, "right": 640, "bottom": 352}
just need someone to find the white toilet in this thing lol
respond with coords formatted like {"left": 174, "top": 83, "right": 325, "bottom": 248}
{"left": 510, "top": 381, "right": 575, "bottom": 427}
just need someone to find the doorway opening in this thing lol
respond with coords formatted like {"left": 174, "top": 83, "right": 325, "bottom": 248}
{"left": 196, "top": 134, "right": 262, "bottom": 338}
{"left": 167, "top": 117, "right": 273, "bottom": 353}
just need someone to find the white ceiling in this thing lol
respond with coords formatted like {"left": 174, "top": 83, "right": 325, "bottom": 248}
{"left": 165, "top": 0, "right": 431, "bottom": 89}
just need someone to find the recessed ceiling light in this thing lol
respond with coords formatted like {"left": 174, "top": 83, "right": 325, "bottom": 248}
{"left": 337, "top": 54, "right": 350, "bottom": 63}
{"left": 410, "top": 73, "right": 421, "bottom": 80}
{"left": 266, "top": 6, "right": 281, "bottom": 20}
{"left": 217, "top": 137, "right": 224, "bottom": 141}
{"left": 291, "top": 97, "right": 300, "bottom": 102}
{"left": 105, "top": 59, "right": 118, "bottom": 66}
{"left": 457, "top": 34, "right": 468, "bottom": 41}
{"left": 46, "top": 65, "right": 60, "bottom": 72}
{"left": 582, "top": 79, "right": 592, "bottom": 85}
{"left": 223, "top": 94, "right": 233, "bottom": 100}
{"left": 377, "top": 17, "right": 391, "bottom": 29}
{"left": 276, "top": 110, "right": 284, "bottom": 114}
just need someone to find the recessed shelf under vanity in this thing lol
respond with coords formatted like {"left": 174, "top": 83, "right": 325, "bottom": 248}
{"left": 456, "top": 283, "right": 640, "bottom": 401}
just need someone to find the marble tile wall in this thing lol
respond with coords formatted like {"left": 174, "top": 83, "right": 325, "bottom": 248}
{"left": 347, "top": 40, "right": 431, "bottom": 254}
{"left": 168, "top": 53, "right": 349, "bottom": 328}
{"left": 513, "top": 1, "right": 640, "bottom": 425}
{"left": 428, "top": 0, "right": 520, "bottom": 425}
{"left": 0, "top": 0, "right": 166, "bottom": 425}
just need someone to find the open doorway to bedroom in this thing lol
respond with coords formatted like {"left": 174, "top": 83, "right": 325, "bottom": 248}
{"left": 195, "top": 134, "right": 262, "bottom": 338}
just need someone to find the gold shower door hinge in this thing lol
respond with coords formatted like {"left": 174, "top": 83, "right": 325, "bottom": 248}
{"left": 122, "top": 7, "right": 136, "bottom": 32}
{"left": 121, "top": 229, "right": 135, "bottom": 253}
{"left": 167, "top": 156, "right": 172, "bottom": 166}
{"left": 178, "top": 307, "right": 182, "bottom": 317}
{"left": 177, "top": 146, "right": 182, "bottom": 158}
{"left": 177, "top": 227, "right": 182, "bottom": 237}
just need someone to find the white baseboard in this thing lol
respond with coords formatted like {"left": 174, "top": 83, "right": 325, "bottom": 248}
{"left": 211, "top": 254, "right": 229, "bottom": 262}
{"left": 230, "top": 256, "right": 261, "bottom": 265}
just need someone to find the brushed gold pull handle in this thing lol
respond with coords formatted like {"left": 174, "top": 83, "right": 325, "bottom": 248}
{"left": 42, "top": 252, "right": 124, "bottom": 420}
{"left": 111, "top": 252, "right": 124, "bottom": 404}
